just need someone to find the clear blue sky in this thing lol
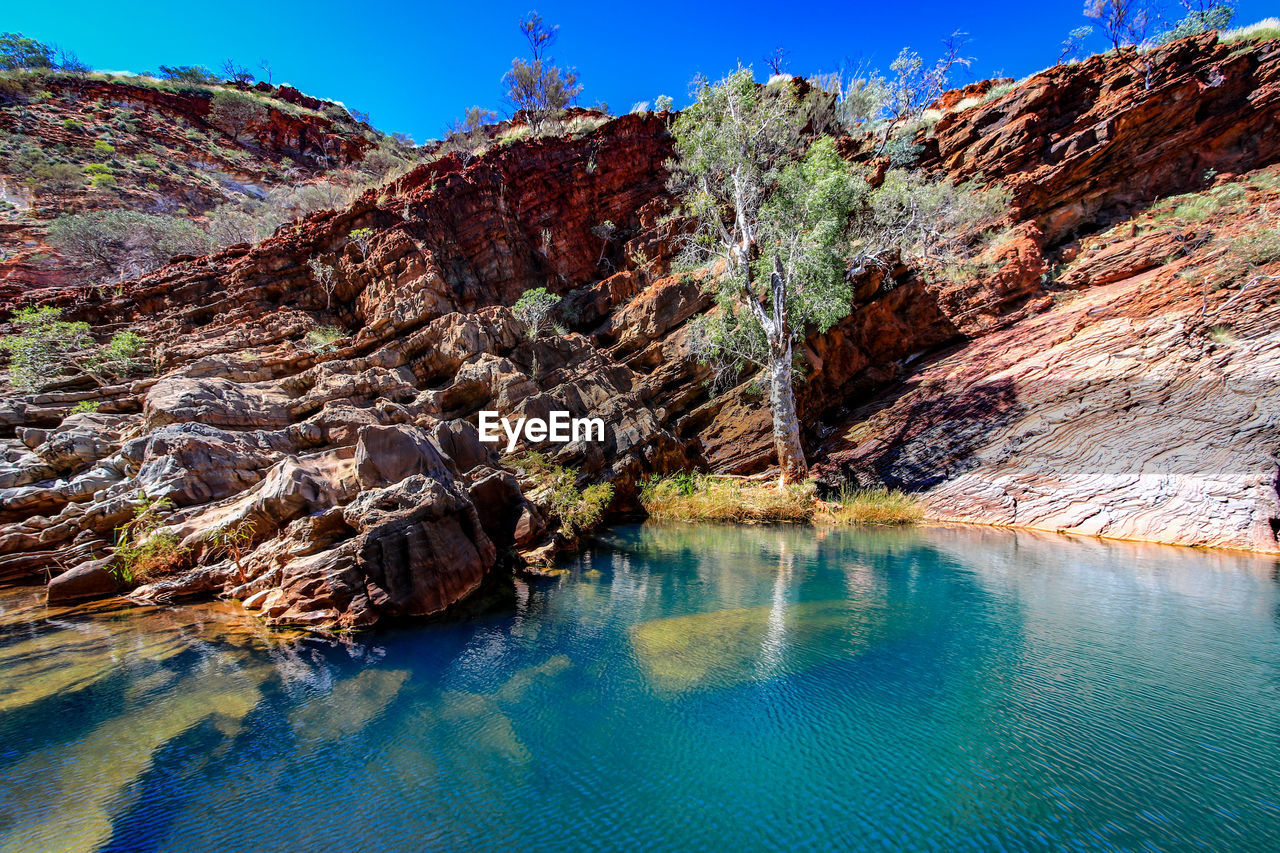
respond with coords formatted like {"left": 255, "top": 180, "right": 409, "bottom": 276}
{"left": 7, "top": 1, "right": 1275, "bottom": 142}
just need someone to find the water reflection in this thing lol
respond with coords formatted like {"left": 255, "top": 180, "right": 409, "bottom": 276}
{"left": 0, "top": 524, "right": 1277, "bottom": 852}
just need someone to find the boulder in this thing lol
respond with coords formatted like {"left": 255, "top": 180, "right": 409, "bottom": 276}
{"left": 47, "top": 557, "right": 117, "bottom": 603}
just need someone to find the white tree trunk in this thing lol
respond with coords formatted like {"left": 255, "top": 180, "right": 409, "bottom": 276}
{"left": 768, "top": 334, "right": 807, "bottom": 487}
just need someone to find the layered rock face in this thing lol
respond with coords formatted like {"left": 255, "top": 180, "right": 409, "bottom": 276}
{"left": 0, "top": 74, "right": 374, "bottom": 294}
{"left": 1, "top": 34, "right": 1279, "bottom": 627}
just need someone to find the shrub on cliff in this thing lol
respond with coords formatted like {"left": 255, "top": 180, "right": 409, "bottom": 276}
{"left": 48, "top": 209, "right": 213, "bottom": 280}
{"left": 502, "top": 13, "right": 581, "bottom": 129}
{"left": 0, "top": 307, "right": 91, "bottom": 392}
{"left": 0, "top": 307, "right": 150, "bottom": 392}
{"left": 29, "top": 162, "right": 82, "bottom": 197}
{"left": 512, "top": 452, "right": 613, "bottom": 536}
{"left": 443, "top": 106, "right": 498, "bottom": 159}
{"left": 513, "top": 287, "right": 561, "bottom": 337}
{"left": 209, "top": 89, "right": 267, "bottom": 143}
{"left": 113, "top": 495, "right": 187, "bottom": 584}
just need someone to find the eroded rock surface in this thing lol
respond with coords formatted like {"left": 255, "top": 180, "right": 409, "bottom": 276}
{"left": 2, "top": 36, "right": 1279, "bottom": 628}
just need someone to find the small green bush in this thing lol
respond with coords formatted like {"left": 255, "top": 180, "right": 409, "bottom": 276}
{"left": 981, "top": 82, "right": 1016, "bottom": 103}
{"left": 113, "top": 494, "right": 187, "bottom": 584}
{"left": 512, "top": 286, "right": 561, "bottom": 337}
{"left": 29, "top": 161, "right": 82, "bottom": 196}
{"left": 0, "top": 306, "right": 91, "bottom": 392}
{"left": 1230, "top": 227, "right": 1280, "bottom": 266}
{"left": 305, "top": 325, "right": 345, "bottom": 353}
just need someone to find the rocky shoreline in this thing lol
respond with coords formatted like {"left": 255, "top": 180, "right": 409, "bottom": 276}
{"left": 2, "top": 33, "right": 1279, "bottom": 629}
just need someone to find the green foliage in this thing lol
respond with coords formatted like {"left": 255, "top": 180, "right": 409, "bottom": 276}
{"left": 553, "top": 480, "right": 614, "bottom": 536}
{"left": 305, "top": 325, "right": 346, "bottom": 353}
{"left": 0, "top": 307, "right": 91, "bottom": 392}
{"left": 654, "top": 94, "right": 674, "bottom": 112}
{"left": 981, "top": 82, "right": 1017, "bottom": 103}
{"left": 864, "top": 169, "right": 1011, "bottom": 269}
{"left": 87, "top": 330, "right": 148, "bottom": 381}
{"left": 686, "top": 309, "right": 772, "bottom": 393}
{"left": 883, "top": 134, "right": 924, "bottom": 168}
{"left": 513, "top": 286, "right": 561, "bottom": 337}
{"left": 640, "top": 473, "right": 815, "bottom": 523}
{"left": 113, "top": 494, "right": 185, "bottom": 584}
{"left": 502, "top": 13, "right": 582, "bottom": 128}
{"left": 1207, "top": 324, "right": 1236, "bottom": 345}
{"left": 1060, "top": 26, "right": 1096, "bottom": 62}
{"left": 1157, "top": 3, "right": 1235, "bottom": 44}
{"left": 755, "top": 137, "right": 866, "bottom": 333}
{"left": 205, "top": 519, "right": 258, "bottom": 582}
{"left": 511, "top": 451, "right": 613, "bottom": 536}
{"left": 47, "top": 209, "right": 212, "bottom": 280}
{"left": 443, "top": 105, "right": 498, "bottom": 158}
{"left": 0, "top": 307, "right": 148, "bottom": 392}
{"left": 673, "top": 71, "right": 1007, "bottom": 355}
{"left": 671, "top": 65, "right": 1007, "bottom": 481}
{"left": 69, "top": 400, "right": 100, "bottom": 414}
{"left": 348, "top": 227, "right": 374, "bottom": 256}
{"left": 826, "top": 485, "right": 923, "bottom": 525}
{"left": 91, "top": 139, "right": 115, "bottom": 160}
{"left": 1229, "top": 226, "right": 1280, "bottom": 266}
{"left": 157, "top": 64, "right": 218, "bottom": 85}
{"left": 0, "top": 32, "right": 55, "bottom": 72}
{"left": 209, "top": 89, "right": 267, "bottom": 141}
{"left": 355, "top": 140, "right": 414, "bottom": 179}
{"left": 29, "top": 161, "right": 82, "bottom": 196}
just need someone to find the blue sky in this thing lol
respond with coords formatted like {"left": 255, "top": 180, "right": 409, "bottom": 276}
{"left": 7, "top": 1, "right": 1275, "bottom": 142}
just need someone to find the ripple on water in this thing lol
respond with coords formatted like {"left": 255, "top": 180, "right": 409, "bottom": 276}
{"left": 0, "top": 524, "right": 1278, "bottom": 852}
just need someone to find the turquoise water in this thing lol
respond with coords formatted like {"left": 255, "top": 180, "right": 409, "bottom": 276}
{"left": 1, "top": 523, "right": 1279, "bottom": 852}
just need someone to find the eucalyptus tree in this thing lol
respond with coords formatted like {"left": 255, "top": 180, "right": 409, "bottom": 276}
{"left": 671, "top": 69, "right": 1008, "bottom": 485}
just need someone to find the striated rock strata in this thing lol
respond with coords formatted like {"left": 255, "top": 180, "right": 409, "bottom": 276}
{"left": 1, "top": 35, "right": 1279, "bottom": 628}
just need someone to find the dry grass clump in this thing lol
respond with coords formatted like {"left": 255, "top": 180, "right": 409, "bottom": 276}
{"left": 640, "top": 474, "right": 814, "bottom": 524}
{"left": 640, "top": 474, "right": 924, "bottom": 526}
{"left": 1221, "top": 18, "right": 1280, "bottom": 44}
{"left": 816, "top": 486, "right": 924, "bottom": 525}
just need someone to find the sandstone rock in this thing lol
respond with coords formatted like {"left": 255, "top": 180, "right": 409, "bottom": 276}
{"left": 346, "top": 475, "right": 497, "bottom": 618}
{"left": 354, "top": 424, "right": 455, "bottom": 487}
{"left": 4, "top": 41, "right": 1280, "bottom": 631}
{"left": 47, "top": 557, "right": 117, "bottom": 603}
